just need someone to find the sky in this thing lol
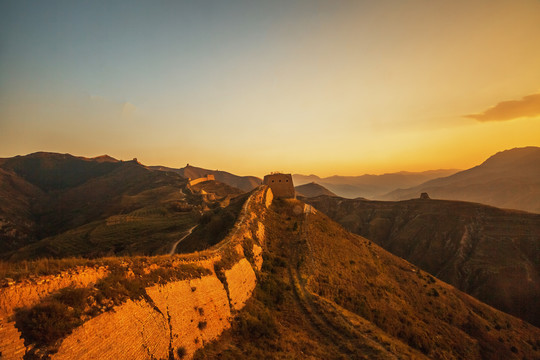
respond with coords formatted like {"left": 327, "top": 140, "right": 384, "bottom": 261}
{"left": 1, "top": 0, "right": 540, "bottom": 177}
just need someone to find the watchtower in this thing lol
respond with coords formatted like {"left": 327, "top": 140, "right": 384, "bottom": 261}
{"left": 263, "top": 173, "right": 295, "bottom": 199}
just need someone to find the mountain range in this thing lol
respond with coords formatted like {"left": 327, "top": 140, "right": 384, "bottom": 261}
{"left": 1, "top": 149, "right": 540, "bottom": 359}
{"left": 294, "top": 147, "right": 540, "bottom": 214}
{"left": 381, "top": 146, "right": 540, "bottom": 213}
{"left": 0, "top": 152, "right": 245, "bottom": 260}
{"left": 293, "top": 169, "right": 459, "bottom": 199}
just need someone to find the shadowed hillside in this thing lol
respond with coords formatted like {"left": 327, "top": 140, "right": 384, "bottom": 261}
{"left": 303, "top": 195, "right": 540, "bottom": 327}
{"left": 0, "top": 152, "right": 122, "bottom": 191}
{"left": 0, "top": 153, "right": 246, "bottom": 260}
{"left": 382, "top": 147, "right": 540, "bottom": 213}
{"left": 195, "top": 198, "right": 540, "bottom": 359}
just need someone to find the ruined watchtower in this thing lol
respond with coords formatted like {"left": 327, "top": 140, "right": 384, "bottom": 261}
{"left": 263, "top": 173, "right": 295, "bottom": 199}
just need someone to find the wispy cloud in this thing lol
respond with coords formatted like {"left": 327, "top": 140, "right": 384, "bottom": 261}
{"left": 466, "top": 93, "right": 540, "bottom": 122}
{"left": 88, "top": 95, "right": 137, "bottom": 120}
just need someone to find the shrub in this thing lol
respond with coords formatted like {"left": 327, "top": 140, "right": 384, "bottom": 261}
{"left": 177, "top": 346, "right": 187, "bottom": 359}
{"left": 236, "top": 308, "right": 277, "bottom": 340}
{"left": 15, "top": 301, "right": 82, "bottom": 346}
{"left": 198, "top": 321, "right": 207, "bottom": 330}
{"left": 54, "top": 287, "right": 92, "bottom": 310}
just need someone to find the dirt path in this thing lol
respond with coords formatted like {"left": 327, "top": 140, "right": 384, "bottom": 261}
{"left": 169, "top": 225, "right": 197, "bottom": 255}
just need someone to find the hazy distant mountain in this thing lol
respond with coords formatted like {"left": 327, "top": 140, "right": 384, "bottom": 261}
{"left": 304, "top": 195, "right": 540, "bottom": 327}
{"left": 381, "top": 146, "right": 540, "bottom": 213}
{"left": 151, "top": 164, "right": 261, "bottom": 192}
{"left": 293, "top": 169, "right": 459, "bottom": 199}
{"left": 295, "top": 182, "right": 336, "bottom": 198}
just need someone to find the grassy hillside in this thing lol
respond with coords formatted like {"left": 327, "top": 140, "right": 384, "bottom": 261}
{"left": 304, "top": 195, "right": 540, "bottom": 327}
{"left": 195, "top": 199, "right": 540, "bottom": 359}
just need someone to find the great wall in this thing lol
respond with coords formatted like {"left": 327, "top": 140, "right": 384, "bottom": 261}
{"left": 0, "top": 186, "right": 274, "bottom": 360}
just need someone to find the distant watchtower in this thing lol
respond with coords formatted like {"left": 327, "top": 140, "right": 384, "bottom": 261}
{"left": 263, "top": 173, "right": 295, "bottom": 199}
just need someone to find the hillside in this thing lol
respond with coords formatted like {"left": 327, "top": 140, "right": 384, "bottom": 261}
{"left": 0, "top": 153, "right": 245, "bottom": 260}
{"left": 2, "top": 188, "right": 539, "bottom": 360}
{"left": 304, "top": 195, "right": 540, "bottom": 327}
{"left": 295, "top": 182, "right": 337, "bottom": 197}
{"left": 0, "top": 186, "right": 267, "bottom": 360}
{"left": 195, "top": 197, "right": 540, "bottom": 359}
{"left": 151, "top": 164, "right": 262, "bottom": 192}
{"left": 382, "top": 147, "right": 540, "bottom": 213}
{"left": 293, "top": 169, "right": 458, "bottom": 199}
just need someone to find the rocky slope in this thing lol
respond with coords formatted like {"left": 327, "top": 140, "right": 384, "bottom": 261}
{"left": 382, "top": 146, "right": 540, "bottom": 213}
{"left": 304, "top": 195, "right": 540, "bottom": 327}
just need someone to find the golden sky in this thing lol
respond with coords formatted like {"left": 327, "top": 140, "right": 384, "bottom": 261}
{"left": 1, "top": 0, "right": 539, "bottom": 177}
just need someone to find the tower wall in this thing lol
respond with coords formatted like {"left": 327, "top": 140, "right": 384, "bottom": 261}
{"left": 263, "top": 173, "right": 295, "bottom": 199}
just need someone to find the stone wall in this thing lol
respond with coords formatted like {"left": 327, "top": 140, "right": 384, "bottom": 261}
{"left": 225, "top": 258, "right": 257, "bottom": 311}
{"left": 188, "top": 175, "right": 215, "bottom": 187}
{"left": 53, "top": 275, "right": 234, "bottom": 360}
{"left": 264, "top": 187, "right": 273, "bottom": 209}
{"left": 0, "top": 266, "right": 108, "bottom": 360}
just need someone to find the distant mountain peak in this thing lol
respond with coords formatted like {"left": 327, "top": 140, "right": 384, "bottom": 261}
{"left": 295, "top": 182, "right": 337, "bottom": 198}
{"left": 480, "top": 146, "right": 540, "bottom": 167}
{"left": 90, "top": 155, "right": 118, "bottom": 162}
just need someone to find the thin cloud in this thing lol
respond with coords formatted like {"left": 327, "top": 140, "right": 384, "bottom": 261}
{"left": 121, "top": 102, "right": 137, "bottom": 119}
{"left": 466, "top": 93, "right": 540, "bottom": 122}
{"left": 88, "top": 95, "right": 137, "bottom": 120}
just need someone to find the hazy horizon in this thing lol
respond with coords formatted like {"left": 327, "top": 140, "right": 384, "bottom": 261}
{"left": 1, "top": 0, "right": 539, "bottom": 177}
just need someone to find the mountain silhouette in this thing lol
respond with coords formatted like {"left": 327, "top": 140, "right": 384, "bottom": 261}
{"left": 382, "top": 147, "right": 540, "bottom": 213}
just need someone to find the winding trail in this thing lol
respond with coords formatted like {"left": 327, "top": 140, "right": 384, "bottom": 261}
{"left": 169, "top": 225, "right": 197, "bottom": 255}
